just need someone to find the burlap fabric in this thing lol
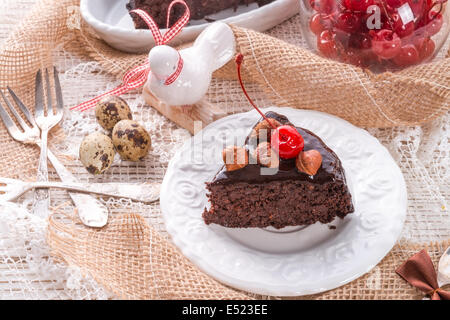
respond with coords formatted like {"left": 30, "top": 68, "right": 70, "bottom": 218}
{"left": 46, "top": 210, "right": 250, "bottom": 300}
{"left": 0, "top": 0, "right": 448, "bottom": 299}
{"left": 46, "top": 210, "right": 450, "bottom": 300}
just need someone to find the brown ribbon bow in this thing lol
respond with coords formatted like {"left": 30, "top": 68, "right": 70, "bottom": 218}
{"left": 396, "top": 249, "right": 450, "bottom": 300}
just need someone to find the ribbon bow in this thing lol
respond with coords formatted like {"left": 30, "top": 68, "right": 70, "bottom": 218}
{"left": 71, "top": 0, "right": 190, "bottom": 112}
{"left": 396, "top": 249, "right": 450, "bottom": 300}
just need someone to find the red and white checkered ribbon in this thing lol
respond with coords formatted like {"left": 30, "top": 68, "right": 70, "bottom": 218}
{"left": 165, "top": 51, "right": 184, "bottom": 85}
{"left": 71, "top": 0, "right": 190, "bottom": 112}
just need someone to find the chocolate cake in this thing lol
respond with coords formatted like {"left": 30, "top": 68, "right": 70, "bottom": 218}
{"left": 203, "top": 111, "right": 354, "bottom": 229}
{"left": 126, "top": 0, "right": 274, "bottom": 29}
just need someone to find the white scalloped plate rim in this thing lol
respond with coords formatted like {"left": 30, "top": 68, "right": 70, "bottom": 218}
{"left": 160, "top": 107, "right": 407, "bottom": 296}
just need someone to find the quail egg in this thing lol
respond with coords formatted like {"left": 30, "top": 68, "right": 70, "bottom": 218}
{"left": 79, "top": 132, "right": 115, "bottom": 174}
{"left": 112, "top": 120, "right": 151, "bottom": 161}
{"left": 95, "top": 95, "right": 133, "bottom": 131}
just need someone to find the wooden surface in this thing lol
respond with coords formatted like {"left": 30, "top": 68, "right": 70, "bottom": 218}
{"left": 143, "top": 86, "right": 227, "bottom": 134}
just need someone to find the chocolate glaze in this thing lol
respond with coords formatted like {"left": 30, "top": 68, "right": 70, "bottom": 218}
{"left": 211, "top": 111, "right": 347, "bottom": 186}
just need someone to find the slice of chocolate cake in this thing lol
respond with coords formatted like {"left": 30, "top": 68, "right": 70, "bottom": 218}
{"left": 203, "top": 111, "right": 354, "bottom": 229}
{"left": 126, "top": 0, "right": 274, "bottom": 29}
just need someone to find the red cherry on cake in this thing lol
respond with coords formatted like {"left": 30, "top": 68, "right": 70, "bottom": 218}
{"left": 336, "top": 12, "right": 363, "bottom": 33}
{"left": 392, "top": 44, "right": 420, "bottom": 66}
{"left": 235, "top": 54, "right": 304, "bottom": 161}
{"left": 425, "top": 11, "right": 443, "bottom": 36}
{"left": 271, "top": 125, "right": 305, "bottom": 160}
{"left": 370, "top": 29, "right": 402, "bottom": 59}
{"left": 317, "top": 30, "right": 339, "bottom": 58}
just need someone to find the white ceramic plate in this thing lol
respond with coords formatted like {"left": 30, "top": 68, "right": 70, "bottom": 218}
{"left": 160, "top": 107, "right": 407, "bottom": 296}
{"left": 80, "top": 0, "right": 300, "bottom": 53}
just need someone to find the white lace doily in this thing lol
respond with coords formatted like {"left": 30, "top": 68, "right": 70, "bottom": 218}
{"left": 0, "top": 0, "right": 448, "bottom": 299}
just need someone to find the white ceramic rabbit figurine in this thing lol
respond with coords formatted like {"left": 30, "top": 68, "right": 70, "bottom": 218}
{"left": 145, "top": 22, "right": 236, "bottom": 106}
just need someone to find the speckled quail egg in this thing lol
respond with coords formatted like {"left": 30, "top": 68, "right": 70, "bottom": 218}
{"left": 79, "top": 132, "right": 115, "bottom": 174}
{"left": 112, "top": 120, "right": 151, "bottom": 162}
{"left": 95, "top": 96, "right": 133, "bottom": 131}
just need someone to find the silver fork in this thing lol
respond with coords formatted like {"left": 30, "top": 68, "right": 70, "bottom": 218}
{"left": 0, "top": 72, "right": 109, "bottom": 228}
{"left": 0, "top": 177, "right": 160, "bottom": 204}
{"left": 32, "top": 69, "right": 64, "bottom": 218}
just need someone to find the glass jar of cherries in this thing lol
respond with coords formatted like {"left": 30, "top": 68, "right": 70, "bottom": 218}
{"left": 299, "top": 0, "right": 449, "bottom": 71}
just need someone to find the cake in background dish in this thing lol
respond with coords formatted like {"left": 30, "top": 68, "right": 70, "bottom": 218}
{"left": 126, "top": 0, "right": 275, "bottom": 29}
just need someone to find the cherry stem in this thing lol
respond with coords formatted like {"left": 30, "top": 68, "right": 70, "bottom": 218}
{"left": 235, "top": 54, "right": 277, "bottom": 130}
{"left": 379, "top": 1, "right": 395, "bottom": 31}
{"left": 429, "top": 2, "right": 443, "bottom": 20}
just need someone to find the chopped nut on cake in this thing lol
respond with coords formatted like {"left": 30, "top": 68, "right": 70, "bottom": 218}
{"left": 253, "top": 142, "right": 279, "bottom": 168}
{"left": 249, "top": 118, "right": 282, "bottom": 142}
{"left": 296, "top": 150, "right": 323, "bottom": 176}
{"left": 222, "top": 146, "right": 248, "bottom": 171}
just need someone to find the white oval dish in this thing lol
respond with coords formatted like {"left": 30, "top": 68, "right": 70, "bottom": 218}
{"left": 160, "top": 107, "right": 407, "bottom": 296}
{"left": 80, "top": 0, "right": 300, "bottom": 53}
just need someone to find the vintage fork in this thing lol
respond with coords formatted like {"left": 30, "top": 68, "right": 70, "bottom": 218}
{"left": 0, "top": 73, "right": 109, "bottom": 228}
{"left": 32, "top": 68, "right": 64, "bottom": 218}
{"left": 0, "top": 177, "right": 160, "bottom": 204}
